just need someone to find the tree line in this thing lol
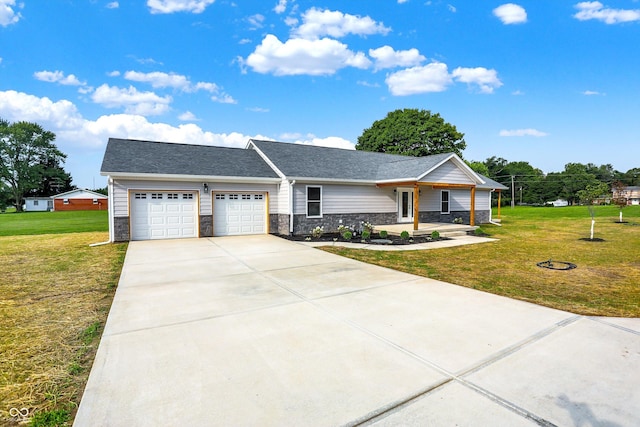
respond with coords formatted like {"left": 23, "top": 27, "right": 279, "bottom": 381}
{"left": 468, "top": 157, "right": 639, "bottom": 206}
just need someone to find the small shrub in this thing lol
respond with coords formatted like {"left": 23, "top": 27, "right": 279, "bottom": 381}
{"left": 379, "top": 230, "right": 388, "bottom": 239}
{"left": 431, "top": 230, "right": 440, "bottom": 239}
{"left": 453, "top": 217, "right": 464, "bottom": 224}
{"left": 361, "top": 230, "right": 371, "bottom": 240}
{"left": 361, "top": 220, "right": 374, "bottom": 233}
{"left": 29, "top": 409, "right": 70, "bottom": 427}
{"left": 400, "top": 230, "right": 410, "bottom": 240}
{"left": 311, "top": 226, "right": 324, "bottom": 238}
{"left": 337, "top": 224, "right": 349, "bottom": 235}
{"left": 342, "top": 230, "right": 353, "bottom": 240}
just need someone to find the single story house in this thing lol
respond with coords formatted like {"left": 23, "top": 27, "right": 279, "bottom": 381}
{"left": 100, "top": 138, "right": 508, "bottom": 242}
{"left": 24, "top": 197, "right": 53, "bottom": 212}
{"left": 52, "top": 189, "right": 108, "bottom": 211}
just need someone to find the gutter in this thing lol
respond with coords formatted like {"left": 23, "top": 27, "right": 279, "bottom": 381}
{"left": 289, "top": 180, "right": 296, "bottom": 234}
{"left": 91, "top": 176, "right": 115, "bottom": 246}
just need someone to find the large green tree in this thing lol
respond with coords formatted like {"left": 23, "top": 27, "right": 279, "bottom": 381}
{"left": 356, "top": 109, "right": 466, "bottom": 158}
{"left": 0, "top": 119, "right": 65, "bottom": 212}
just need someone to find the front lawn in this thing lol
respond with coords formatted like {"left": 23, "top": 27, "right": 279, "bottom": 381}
{"left": 0, "top": 232, "right": 126, "bottom": 425}
{"left": 322, "top": 205, "right": 640, "bottom": 317}
{"left": 0, "top": 211, "right": 108, "bottom": 236}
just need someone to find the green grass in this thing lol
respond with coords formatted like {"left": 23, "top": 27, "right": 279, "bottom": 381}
{"left": 1, "top": 209, "right": 126, "bottom": 426}
{"left": 323, "top": 205, "right": 640, "bottom": 317}
{"left": 0, "top": 211, "right": 108, "bottom": 236}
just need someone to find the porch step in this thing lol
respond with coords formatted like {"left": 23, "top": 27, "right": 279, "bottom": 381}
{"left": 439, "top": 231, "right": 470, "bottom": 238}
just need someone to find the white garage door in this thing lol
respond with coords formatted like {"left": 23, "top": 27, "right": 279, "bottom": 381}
{"left": 213, "top": 193, "right": 266, "bottom": 236}
{"left": 130, "top": 192, "right": 198, "bottom": 240}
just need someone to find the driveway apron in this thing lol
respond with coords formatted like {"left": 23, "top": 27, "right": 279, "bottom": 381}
{"left": 75, "top": 235, "right": 640, "bottom": 426}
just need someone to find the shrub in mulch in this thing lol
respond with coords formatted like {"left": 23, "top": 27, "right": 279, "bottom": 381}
{"left": 278, "top": 232, "right": 449, "bottom": 245}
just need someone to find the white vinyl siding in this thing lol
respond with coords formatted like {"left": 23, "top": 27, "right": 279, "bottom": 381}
{"left": 476, "top": 189, "right": 491, "bottom": 211}
{"left": 293, "top": 184, "right": 396, "bottom": 215}
{"left": 420, "top": 160, "right": 475, "bottom": 185}
{"left": 419, "top": 187, "right": 488, "bottom": 212}
{"left": 111, "top": 179, "right": 277, "bottom": 217}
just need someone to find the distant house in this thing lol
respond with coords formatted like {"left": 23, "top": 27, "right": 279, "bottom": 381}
{"left": 52, "top": 189, "right": 108, "bottom": 211}
{"left": 24, "top": 197, "right": 53, "bottom": 212}
{"left": 549, "top": 199, "right": 569, "bottom": 207}
{"left": 614, "top": 186, "right": 640, "bottom": 205}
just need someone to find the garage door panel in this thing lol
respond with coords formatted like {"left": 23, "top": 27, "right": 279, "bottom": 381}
{"left": 130, "top": 192, "right": 198, "bottom": 240}
{"left": 214, "top": 193, "right": 266, "bottom": 236}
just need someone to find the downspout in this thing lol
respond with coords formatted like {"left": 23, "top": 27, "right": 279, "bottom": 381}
{"left": 90, "top": 177, "right": 114, "bottom": 246}
{"left": 289, "top": 180, "right": 296, "bottom": 235}
{"left": 488, "top": 189, "right": 502, "bottom": 227}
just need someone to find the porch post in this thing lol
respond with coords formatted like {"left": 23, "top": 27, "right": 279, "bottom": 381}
{"left": 470, "top": 186, "right": 476, "bottom": 226}
{"left": 413, "top": 183, "right": 419, "bottom": 231}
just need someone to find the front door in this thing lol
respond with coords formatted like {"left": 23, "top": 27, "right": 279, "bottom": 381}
{"left": 398, "top": 189, "right": 413, "bottom": 223}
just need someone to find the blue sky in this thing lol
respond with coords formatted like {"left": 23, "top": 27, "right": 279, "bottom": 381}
{"left": 1, "top": 0, "right": 639, "bottom": 188}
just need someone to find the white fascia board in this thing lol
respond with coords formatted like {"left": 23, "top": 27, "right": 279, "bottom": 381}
{"left": 246, "top": 140, "right": 287, "bottom": 179}
{"left": 101, "top": 172, "right": 281, "bottom": 184}
{"left": 285, "top": 177, "right": 378, "bottom": 186}
{"left": 416, "top": 153, "right": 486, "bottom": 184}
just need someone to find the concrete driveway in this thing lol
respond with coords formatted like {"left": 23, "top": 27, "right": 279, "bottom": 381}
{"left": 75, "top": 235, "right": 640, "bottom": 426}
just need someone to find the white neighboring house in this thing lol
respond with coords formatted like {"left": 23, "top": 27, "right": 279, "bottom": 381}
{"left": 549, "top": 199, "right": 569, "bottom": 207}
{"left": 24, "top": 197, "right": 53, "bottom": 212}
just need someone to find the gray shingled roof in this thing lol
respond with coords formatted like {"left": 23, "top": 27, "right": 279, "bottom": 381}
{"left": 249, "top": 139, "right": 456, "bottom": 181}
{"left": 477, "top": 175, "right": 509, "bottom": 190}
{"left": 101, "top": 138, "right": 279, "bottom": 179}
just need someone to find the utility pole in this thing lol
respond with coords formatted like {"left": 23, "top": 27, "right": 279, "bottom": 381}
{"left": 511, "top": 175, "right": 515, "bottom": 208}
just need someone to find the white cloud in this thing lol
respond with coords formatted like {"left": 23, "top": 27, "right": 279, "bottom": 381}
{"left": 147, "top": 0, "right": 214, "bottom": 14}
{"left": 34, "top": 70, "right": 86, "bottom": 86}
{"left": 452, "top": 67, "right": 503, "bottom": 93}
{"left": 357, "top": 80, "right": 380, "bottom": 88}
{"left": 178, "top": 111, "right": 198, "bottom": 121}
{"left": 448, "top": 4, "right": 457, "bottom": 13}
{"left": 293, "top": 8, "right": 391, "bottom": 39}
{"left": 369, "top": 46, "right": 425, "bottom": 71}
{"left": 583, "top": 90, "right": 605, "bottom": 95}
{"left": 274, "top": 0, "right": 287, "bottom": 14}
{"left": 244, "top": 34, "right": 371, "bottom": 76}
{"left": 493, "top": 3, "right": 528, "bottom": 24}
{"left": 211, "top": 93, "right": 237, "bottom": 104}
{"left": 0, "top": 0, "right": 21, "bottom": 26}
{"left": 499, "top": 128, "right": 548, "bottom": 137}
{"left": 124, "top": 70, "right": 191, "bottom": 90}
{"left": 573, "top": 1, "right": 640, "bottom": 24}
{"left": 294, "top": 135, "right": 355, "bottom": 150}
{"left": 385, "top": 62, "right": 452, "bottom": 96}
{"left": 0, "top": 90, "right": 85, "bottom": 130}
{"left": 247, "top": 14, "right": 265, "bottom": 29}
{"left": 106, "top": 1, "right": 119, "bottom": 9}
{"left": 247, "top": 107, "right": 270, "bottom": 113}
{"left": 107, "top": 70, "right": 121, "bottom": 77}
{"left": 398, "top": 0, "right": 409, "bottom": 3}
{"left": 91, "top": 84, "right": 172, "bottom": 116}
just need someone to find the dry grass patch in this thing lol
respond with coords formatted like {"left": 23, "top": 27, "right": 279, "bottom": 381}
{"left": 0, "top": 232, "right": 126, "bottom": 426}
{"left": 322, "top": 206, "right": 640, "bottom": 317}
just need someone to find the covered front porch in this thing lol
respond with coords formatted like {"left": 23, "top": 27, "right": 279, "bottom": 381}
{"left": 372, "top": 222, "right": 477, "bottom": 238}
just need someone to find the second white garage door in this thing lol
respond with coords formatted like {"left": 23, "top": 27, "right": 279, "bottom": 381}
{"left": 213, "top": 193, "right": 266, "bottom": 236}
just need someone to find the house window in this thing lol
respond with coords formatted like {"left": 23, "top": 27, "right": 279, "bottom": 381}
{"left": 93, "top": 198, "right": 98, "bottom": 204}
{"left": 34, "top": 200, "right": 39, "bottom": 206}
{"left": 306, "top": 186, "right": 322, "bottom": 218}
{"left": 441, "top": 190, "right": 450, "bottom": 214}
{"left": 63, "top": 198, "right": 69, "bottom": 205}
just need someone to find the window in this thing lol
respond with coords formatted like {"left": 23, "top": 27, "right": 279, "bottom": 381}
{"left": 34, "top": 200, "right": 39, "bottom": 206}
{"left": 93, "top": 198, "right": 98, "bottom": 204}
{"left": 242, "top": 194, "right": 251, "bottom": 200}
{"left": 167, "top": 193, "right": 178, "bottom": 200}
{"left": 215, "top": 194, "right": 225, "bottom": 200}
{"left": 229, "top": 194, "right": 239, "bottom": 200}
{"left": 151, "top": 193, "right": 163, "bottom": 199}
{"left": 441, "top": 190, "right": 450, "bottom": 214}
{"left": 63, "top": 198, "right": 69, "bottom": 205}
{"left": 183, "top": 193, "right": 194, "bottom": 200}
{"left": 254, "top": 194, "right": 263, "bottom": 200}
{"left": 306, "top": 186, "right": 322, "bottom": 218}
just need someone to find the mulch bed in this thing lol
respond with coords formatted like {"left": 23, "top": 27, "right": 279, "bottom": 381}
{"left": 277, "top": 232, "right": 450, "bottom": 246}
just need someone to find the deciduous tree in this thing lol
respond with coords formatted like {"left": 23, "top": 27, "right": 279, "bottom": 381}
{"left": 0, "top": 119, "right": 65, "bottom": 212}
{"left": 356, "top": 109, "right": 466, "bottom": 158}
